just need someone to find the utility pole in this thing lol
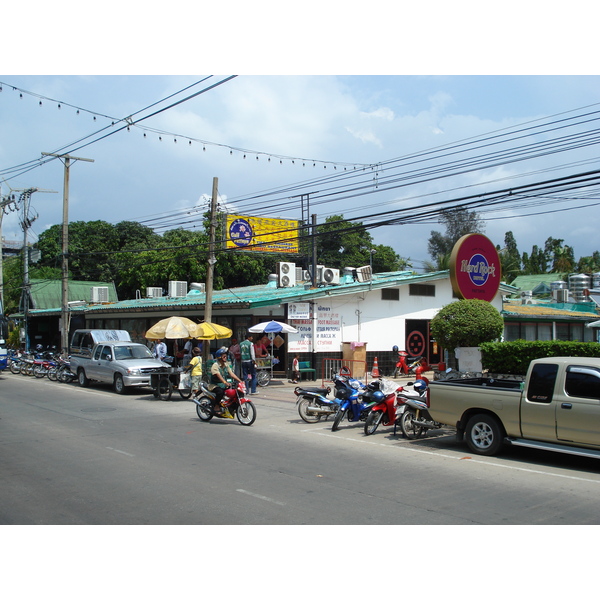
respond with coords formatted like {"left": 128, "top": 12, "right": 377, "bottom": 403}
{"left": 42, "top": 152, "right": 94, "bottom": 355}
{"left": 203, "top": 177, "right": 218, "bottom": 364}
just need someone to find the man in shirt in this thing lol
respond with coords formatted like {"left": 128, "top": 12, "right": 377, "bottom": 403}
{"left": 239, "top": 333, "right": 257, "bottom": 394}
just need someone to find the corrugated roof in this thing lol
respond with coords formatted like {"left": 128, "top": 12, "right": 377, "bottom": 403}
{"left": 509, "top": 274, "right": 567, "bottom": 292}
{"left": 24, "top": 270, "right": 473, "bottom": 316}
{"left": 502, "top": 299, "right": 599, "bottom": 320}
{"left": 29, "top": 279, "right": 118, "bottom": 309}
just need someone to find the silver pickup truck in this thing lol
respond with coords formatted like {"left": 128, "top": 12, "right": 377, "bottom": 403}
{"left": 428, "top": 356, "right": 600, "bottom": 459}
{"left": 71, "top": 340, "right": 168, "bottom": 394}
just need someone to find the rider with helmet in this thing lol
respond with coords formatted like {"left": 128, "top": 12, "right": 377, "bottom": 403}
{"left": 209, "top": 347, "right": 243, "bottom": 415}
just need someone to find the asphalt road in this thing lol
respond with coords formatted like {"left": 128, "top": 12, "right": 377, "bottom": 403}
{"left": 2, "top": 372, "right": 600, "bottom": 525}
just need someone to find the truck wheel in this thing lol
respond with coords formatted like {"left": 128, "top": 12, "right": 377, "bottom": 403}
{"left": 113, "top": 374, "right": 127, "bottom": 395}
{"left": 78, "top": 368, "right": 90, "bottom": 387}
{"left": 465, "top": 414, "right": 504, "bottom": 456}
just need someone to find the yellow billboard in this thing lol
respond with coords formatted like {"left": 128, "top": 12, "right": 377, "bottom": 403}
{"left": 226, "top": 214, "right": 299, "bottom": 253}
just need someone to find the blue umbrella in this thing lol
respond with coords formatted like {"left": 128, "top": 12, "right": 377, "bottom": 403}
{"left": 248, "top": 320, "right": 298, "bottom": 334}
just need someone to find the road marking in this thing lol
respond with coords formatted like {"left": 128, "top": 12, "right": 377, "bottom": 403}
{"left": 106, "top": 447, "right": 135, "bottom": 457}
{"left": 237, "top": 489, "right": 286, "bottom": 506}
{"left": 304, "top": 428, "right": 600, "bottom": 485}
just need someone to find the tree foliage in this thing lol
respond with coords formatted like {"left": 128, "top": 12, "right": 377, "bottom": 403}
{"left": 430, "top": 299, "right": 504, "bottom": 349}
{"left": 427, "top": 208, "right": 485, "bottom": 262}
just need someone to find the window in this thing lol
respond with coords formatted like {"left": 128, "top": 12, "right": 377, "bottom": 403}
{"left": 382, "top": 288, "right": 399, "bottom": 301}
{"left": 526, "top": 363, "right": 558, "bottom": 403}
{"left": 409, "top": 284, "right": 435, "bottom": 297}
{"left": 565, "top": 366, "right": 600, "bottom": 400}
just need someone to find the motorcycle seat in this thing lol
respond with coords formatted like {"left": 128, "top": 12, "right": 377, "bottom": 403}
{"left": 296, "top": 386, "right": 330, "bottom": 396}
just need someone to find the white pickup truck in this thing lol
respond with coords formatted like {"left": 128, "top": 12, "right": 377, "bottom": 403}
{"left": 427, "top": 356, "right": 600, "bottom": 459}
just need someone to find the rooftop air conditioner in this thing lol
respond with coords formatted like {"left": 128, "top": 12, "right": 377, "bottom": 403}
{"left": 355, "top": 265, "right": 373, "bottom": 282}
{"left": 168, "top": 280, "right": 188, "bottom": 297}
{"left": 91, "top": 286, "right": 109, "bottom": 303}
{"left": 322, "top": 267, "right": 340, "bottom": 285}
{"left": 277, "top": 261, "right": 296, "bottom": 288}
{"left": 146, "top": 287, "right": 163, "bottom": 298}
{"left": 554, "top": 288, "right": 569, "bottom": 303}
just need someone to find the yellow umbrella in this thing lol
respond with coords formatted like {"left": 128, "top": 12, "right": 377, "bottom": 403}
{"left": 145, "top": 316, "right": 200, "bottom": 340}
{"left": 193, "top": 321, "right": 232, "bottom": 340}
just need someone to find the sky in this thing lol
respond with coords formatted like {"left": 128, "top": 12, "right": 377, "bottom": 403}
{"left": 1, "top": 5, "right": 599, "bottom": 279}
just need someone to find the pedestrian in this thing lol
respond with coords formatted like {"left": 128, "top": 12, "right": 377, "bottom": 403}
{"left": 254, "top": 337, "right": 269, "bottom": 358}
{"left": 291, "top": 354, "right": 300, "bottom": 384}
{"left": 229, "top": 338, "right": 241, "bottom": 378}
{"left": 153, "top": 339, "right": 167, "bottom": 361}
{"left": 239, "top": 333, "right": 257, "bottom": 394}
{"left": 185, "top": 347, "right": 203, "bottom": 397}
{"left": 209, "top": 347, "right": 243, "bottom": 416}
{"left": 182, "top": 338, "right": 193, "bottom": 367}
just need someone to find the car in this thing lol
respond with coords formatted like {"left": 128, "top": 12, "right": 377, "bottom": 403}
{"left": 71, "top": 341, "right": 168, "bottom": 394}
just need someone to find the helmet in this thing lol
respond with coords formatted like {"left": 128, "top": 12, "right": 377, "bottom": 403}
{"left": 371, "top": 390, "right": 385, "bottom": 403}
{"left": 413, "top": 380, "right": 427, "bottom": 393}
{"left": 224, "top": 387, "right": 237, "bottom": 400}
{"left": 214, "top": 348, "right": 227, "bottom": 359}
{"left": 36, "top": 344, "right": 43, "bottom": 351}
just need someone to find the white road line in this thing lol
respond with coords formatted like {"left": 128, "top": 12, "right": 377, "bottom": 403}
{"left": 303, "top": 427, "right": 600, "bottom": 485}
{"left": 237, "top": 489, "right": 286, "bottom": 506}
{"left": 106, "top": 447, "right": 135, "bottom": 457}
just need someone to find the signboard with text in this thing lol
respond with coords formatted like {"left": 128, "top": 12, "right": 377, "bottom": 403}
{"left": 449, "top": 233, "right": 501, "bottom": 302}
{"left": 288, "top": 304, "right": 342, "bottom": 352}
{"left": 226, "top": 214, "right": 299, "bottom": 253}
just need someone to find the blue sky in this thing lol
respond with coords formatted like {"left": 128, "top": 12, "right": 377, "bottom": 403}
{"left": 3, "top": 6, "right": 600, "bottom": 274}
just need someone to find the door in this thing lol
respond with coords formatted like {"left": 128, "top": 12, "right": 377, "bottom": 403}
{"left": 555, "top": 364, "right": 600, "bottom": 447}
{"left": 405, "top": 319, "right": 441, "bottom": 365}
{"left": 91, "top": 344, "right": 113, "bottom": 383}
{"left": 520, "top": 362, "right": 559, "bottom": 442}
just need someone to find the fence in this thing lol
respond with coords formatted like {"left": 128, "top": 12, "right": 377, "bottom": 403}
{"left": 321, "top": 358, "right": 369, "bottom": 385}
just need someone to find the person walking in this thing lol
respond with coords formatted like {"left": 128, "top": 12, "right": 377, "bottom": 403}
{"left": 239, "top": 333, "right": 257, "bottom": 394}
{"left": 290, "top": 354, "right": 300, "bottom": 384}
{"left": 185, "top": 347, "right": 203, "bottom": 397}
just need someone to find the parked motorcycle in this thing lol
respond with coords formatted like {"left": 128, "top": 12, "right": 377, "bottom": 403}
{"left": 192, "top": 380, "right": 257, "bottom": 426}
{"left": 331, "top": 376, "right": 378, "bottom": 432}
{"left": 397, "top": 380, "right": 443, "bottom": 438}
{"left": 394, "top": 351, "right": 428, "bottom": 378}
{"left": 363, "top": 378, "right": 403, "bottom": 436}
{"left": 55, "top": 357, "right": 76, "bottom": 383}
{"left": 295, "top": 383, "right": 337, "bottom": 423}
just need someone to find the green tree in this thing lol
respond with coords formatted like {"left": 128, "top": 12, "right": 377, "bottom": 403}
{"left": 496, "top": 231, "right": 522, "bottom": 283}
{"left": 430, "top": 299, "right": 504, "bottom": 349}
{"left": 427, "top": 208, "right": 485, "bottom": 262}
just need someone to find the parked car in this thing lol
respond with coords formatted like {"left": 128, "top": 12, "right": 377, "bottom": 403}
{"left": 69, "top": 330, "right": 168, "bottom": 394}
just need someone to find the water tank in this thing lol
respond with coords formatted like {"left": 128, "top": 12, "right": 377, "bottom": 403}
{"left": 569, "top": 273, "right": 591, "bottom": 303}
{"left": 593, "top": 273, "right": 600, "bottom": 289}
{"left": 550, "top": 280, "right": 567, "bottom": 291}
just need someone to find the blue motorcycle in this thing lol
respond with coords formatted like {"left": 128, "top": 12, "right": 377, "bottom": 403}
{"left": 331, "top": 375, "right": 382, "bottom": 432}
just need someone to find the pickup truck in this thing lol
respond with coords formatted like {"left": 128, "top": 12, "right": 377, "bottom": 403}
{"left": 428, "top": 356, "right": 600, "bottom": 459}
{"left": 70, "top": 334, "right": 168, "bottom": 394}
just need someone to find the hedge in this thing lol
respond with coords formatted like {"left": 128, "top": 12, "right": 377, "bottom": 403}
{"left": 479, "top": 341, "right": 600, "bottom": 375}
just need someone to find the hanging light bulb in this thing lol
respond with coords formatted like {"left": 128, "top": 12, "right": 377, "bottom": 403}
{"left": 39, "top": 101, "right": 42, "bottom": 106}
{"left": 243, "top": 154, "right": 246, "bottom": 159}
{"left": 174, "top": 138, "right": 177, "bottom": 143}
{"left": 189, "top": 140, "right": 192, "bottom": 145}
{"left": 58, "top": 104, "right": 61, "bottom": 109}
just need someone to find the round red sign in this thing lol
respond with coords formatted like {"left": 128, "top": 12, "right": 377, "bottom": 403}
{"left": 449, "top": 233, "right": 501, "bottom": 302}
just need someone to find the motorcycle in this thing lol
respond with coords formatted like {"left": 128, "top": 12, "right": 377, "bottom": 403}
{"left": 397, "top": 380, "right": 443, "bottom": 438}
{"left": 192, "top": 380, "right": 257, "bottom": 426}
{"left": 394, "top": 351, "right": 428, "bottom": 378}
{"left": 295, "top": 383, "right": 338, "bottom": 423}
{"left": 55, "top": 357, "right": 76, "bottom": 383}
{"left": 331, "top": 376, "right": 378, "bottom": 432}
{"left": 363, "top": 378, "right": 403, "bottom": 436}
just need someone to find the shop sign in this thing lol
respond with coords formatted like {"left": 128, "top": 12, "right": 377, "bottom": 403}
{"left": 449, "top": 233, "right": 501, "bottom": 302}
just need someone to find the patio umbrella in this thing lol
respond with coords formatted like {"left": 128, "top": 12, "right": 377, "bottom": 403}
{"left": 194, "top": 321, "right": 233, "bottom": 340}
{"left": 248, "top": 320, "right": 298, "bottom": 334}
{"left": 145, "top": 316, "right": 200, "bottom": 340}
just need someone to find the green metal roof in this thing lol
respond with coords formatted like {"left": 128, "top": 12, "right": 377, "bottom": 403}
{"left": 25, "top": 270, "right": 477, "bottom": 316}
{"left": 29, "top": 279, "right": 118, "bottom": 310}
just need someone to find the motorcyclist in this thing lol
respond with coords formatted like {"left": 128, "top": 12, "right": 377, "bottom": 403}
{"left": 209, "top": 348, "right": 243, "bottom": 416}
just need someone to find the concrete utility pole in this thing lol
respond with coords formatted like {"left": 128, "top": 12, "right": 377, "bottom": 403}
{"left": 42, "top": 152, "right": 94, "bottom": 355}
{"left": 203, "top": 177, "right": 218, "bottom": 363}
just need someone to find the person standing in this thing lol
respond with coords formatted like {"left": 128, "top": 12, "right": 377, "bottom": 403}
{"left": 185, "top": 347, "right": 203, "bottom": 398}
{"left": 153, "top": 339, "right": 167, "bottom": 361}
{"left": 291, "top": 354, "right": 300, "bottom": 384}
{"left": 228, "top": 338, "right": 241, "bottom": 378}
{"left": 239, "top": 333, "right": 257, "bottom": 394}
{"left": 182, "top": 338, "right": 193, "bottom": 367}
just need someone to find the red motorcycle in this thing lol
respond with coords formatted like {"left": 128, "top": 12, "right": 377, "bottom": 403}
{"left": 363, "top": 379, "right": 404, "bottom": 435}
{"left": 193, "top": 380, "right": 257, "bottom": 426}
{"left": 394, "top": 351, "right": 428, "bottom": 379}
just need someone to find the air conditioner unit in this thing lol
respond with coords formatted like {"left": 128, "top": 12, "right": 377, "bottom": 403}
{"left": 554, "top": 288, "right": 569, "bottom": 303}
{"left": 91, "top": 286, "right": 109, "bottom": 303}
{"left": 295, "top": 267, "right": 303, "bottom": 283}
{"left": 146, "top": 287, "right": 163, "bottom": 298}
{"left": 302, "top": 270, "right": 312, "bottom": 282}
{"left": 277, "top": 261, "right": 296, "bottom": 288}
{"left": 355, "top": 265, "right": 372, "bottom": 282}
{"left": 168, "top": 280, "right": 188, "bottom": 297}
{"left": 322, "top": 267, "right": 340, "bottom": 285}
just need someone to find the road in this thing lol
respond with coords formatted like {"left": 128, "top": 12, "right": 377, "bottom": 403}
{"left": 2, "top": 372, "right": 600, "bottom": 525}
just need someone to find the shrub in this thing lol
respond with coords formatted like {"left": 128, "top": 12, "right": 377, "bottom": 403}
{"left": 430, "top": 299, "right": 504, "bottom": 350}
